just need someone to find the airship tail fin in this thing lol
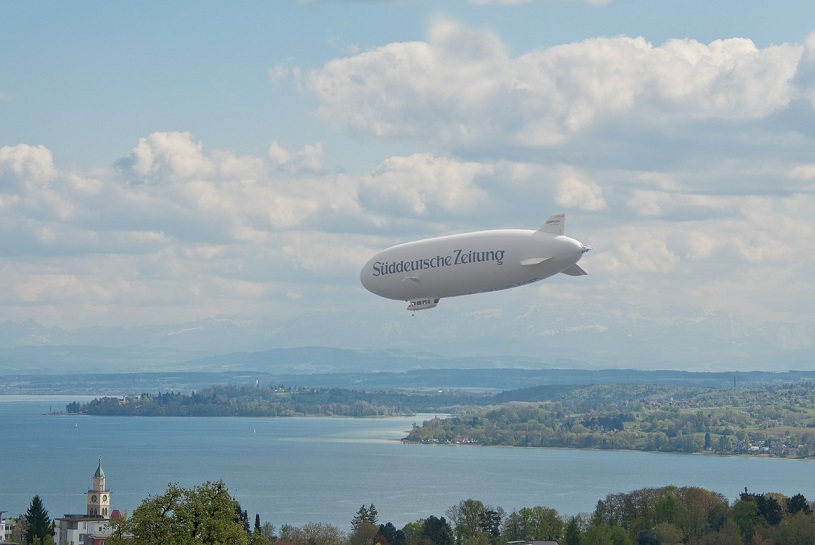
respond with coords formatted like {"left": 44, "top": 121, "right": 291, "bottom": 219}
{"left": 561, "top": 264, "right": 587, "bottom": 276}
{"left": 539, "top": 213, "right": 565, "bottom": 235}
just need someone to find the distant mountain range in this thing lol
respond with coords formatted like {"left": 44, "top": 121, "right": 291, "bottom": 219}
{"left": 0, "top": 303, "right": 813, "bottom": 375}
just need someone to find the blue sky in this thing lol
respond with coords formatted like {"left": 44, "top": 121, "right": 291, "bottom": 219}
{"left": 2, "top": 1, "right": 815, "bottom": 358}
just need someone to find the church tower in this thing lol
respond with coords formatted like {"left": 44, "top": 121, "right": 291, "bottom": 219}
{"left": 86, "top": 459, "right": 110, "bottom": 517}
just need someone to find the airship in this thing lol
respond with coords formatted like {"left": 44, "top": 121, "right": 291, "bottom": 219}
{"left": 360, "top": 213, "right": 591, "bottom": 311}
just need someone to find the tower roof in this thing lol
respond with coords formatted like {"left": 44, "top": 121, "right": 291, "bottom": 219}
{"left": 94, "top": 459, "right": 105, "bottom": 479}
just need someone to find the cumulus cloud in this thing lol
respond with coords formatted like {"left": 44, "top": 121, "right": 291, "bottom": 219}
{"left": 0, "top": 144, "right": 57, "bottom": 189}
{"left": 360, "top": 153, "right": 489, "bottom": 216}
{"left": 795, "top": 33, "right": 815, "bottom": 109}
{"left": 615, "top": 229, "right": 679, "bottom": 274}
{"left": 789, "top": 163, "right": 815, "bottom": 180}
{"left": 555, "top": 167, "right": 607, "bottom": 211}
{"left": 627, "top": 190, "right": 670, "bottom": 216}
{"left": 128, "top": 131, "right": 216, "bottom": 182}
{"left": 269, "top": 141, "right": 327, "bottom": 173}
{"left": 308, "top": 20, "right": 804, "bottom": 152}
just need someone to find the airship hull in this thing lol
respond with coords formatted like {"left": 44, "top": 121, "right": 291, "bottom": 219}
{"left": 360, "top": 215, "right": 589, "bottom": 310}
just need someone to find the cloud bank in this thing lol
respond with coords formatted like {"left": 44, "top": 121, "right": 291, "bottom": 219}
{"left": 2, "top": 20, "right": 815, "bottom": 332}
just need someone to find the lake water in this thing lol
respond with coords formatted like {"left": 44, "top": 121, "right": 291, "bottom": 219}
{"left": 2, "top": 396, "right": 815, "bottom": 531}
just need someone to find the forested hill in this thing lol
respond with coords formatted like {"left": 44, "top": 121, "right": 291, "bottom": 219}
{"left": 69, "top": 381, "right": 815, "bottom": 459}
{"left": 68, "top": 384, "right": 486, "bottom": 417}
{"left": 404, "top": 382, "right": 815, "bottom": 459}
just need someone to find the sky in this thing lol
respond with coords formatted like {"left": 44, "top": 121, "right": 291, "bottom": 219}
{"left": 2, "top": 1, "right": 815, "bottom": 348}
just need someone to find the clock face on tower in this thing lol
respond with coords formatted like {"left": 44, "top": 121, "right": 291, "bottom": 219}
{"left": 102, "top": 495, "right": 107, "bottom": 502}
{"left": 91, "top": 495, "right": 97, "bottom": 502}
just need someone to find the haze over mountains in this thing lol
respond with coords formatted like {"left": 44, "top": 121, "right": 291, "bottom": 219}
{"left": 1, "top": 302, "right": 812, "bottom": 375}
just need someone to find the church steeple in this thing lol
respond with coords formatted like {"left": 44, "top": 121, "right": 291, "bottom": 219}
{"left": 93, "top": 459, "right": 105, "bottom": 491}
{"left": 87, "top": 459, "right": 110, "bottom": 517}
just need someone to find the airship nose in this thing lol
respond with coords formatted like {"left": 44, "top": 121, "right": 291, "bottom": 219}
{"left": 563, "top": 236, "right": 590, "bottom": 255}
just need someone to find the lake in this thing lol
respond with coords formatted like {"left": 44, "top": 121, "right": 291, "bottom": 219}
{"left": 2, "top": 396, "right": 814, "bottom": 531}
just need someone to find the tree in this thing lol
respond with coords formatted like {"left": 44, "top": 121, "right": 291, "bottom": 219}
{"left": 653, "top": 522, "right": 683, "bottom": 545}
{"left": 477, "top": 510, "right": 501, "bottom": 543}
{"left": 740, "top": 489, "right": 783, "bottom": 527}
{"left": 583, "top": 523, "right": 614, "bottom": 545}
{"left": 521, "top": 506, "right": 563, "bottom": 541}
{"left": 124, "top": 481, "right": 251, "bottom": 545}
{"left": 608, "top": 525, "right": 632, "bottom": 545}
{"left": 259, "top": 522, "right": 276, "bottom": 542}
{"left": 25, "top": 495, "right": 53, "bottom": 545}
{"left": 378, "top": 522, "right": 407, "bottom": 545}
{"left": 501, "top": 511, "right": 523, "bottom": 541}
{"left": 447, "top": 499, "right": 502, "bottom": 545}
{"left": 353, "top": 505, "right": 380, "bottom": 531}
{"left": 787, "top": 494, "right": 812, "bottom": 516}
{"left": 733, "top": 499, "right": 762, "bottom": 545}
{"left": 353, "top": 506, "right": 371, "bottom": 531}
{"left": 11, "top": 517, "right": 29, "bottom": 545}
{"left": 423, "top": 516, "right": 454, "bottom": 545}
{"left": 402, "top": 521, "right": 426, "bottom": 545}
{"left": 448, "top": 500, "right": 487, "bottom": 543}
{"left": 563, "top": 517, "right": 581, "bottom": 545}
{"left": 349, "top": 522, "right": 379, "bottom": 545}
{"left": 286, "top": 522, "right": 345, "bottom": 545}
{"left": 775, "top": 512, "right": 815, "bottom": 545}
{"left": 635, "top": 529, "right": 659, "bottom": 545}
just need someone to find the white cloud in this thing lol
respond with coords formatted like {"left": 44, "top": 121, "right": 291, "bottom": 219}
{"left": 627, "top": 190, "right": 669, "bottom": 216}
{"left": 555, "top": 167, "right": 607, "bottom": 211}
{"left": 795, "top": 32, "right": 815, "bottom": 109}
{"left": 129, "top": 131, "right": 215, "bottom": 181}
{"left": 308, "top": 21, "right": 804, "bottom": 151}
{"left": 789, "top": 164, "right": 815, "bottom": 180}
{"left": 360, "top": 153, "right": 489, "bottom": 215}
{"left": 684, "top": 230, "right": 717, "bottom": 260}
{"left": 269, "top": 141, "right": 327, "bottom": 173}
{"left": 604, "top": 227, "right": 679, "bottom": 273}
{"left": 0, "top": 144, "right": 57, "bottom": 189}
{"left": 3, "top": 20, "right": 815, "bottom": 333}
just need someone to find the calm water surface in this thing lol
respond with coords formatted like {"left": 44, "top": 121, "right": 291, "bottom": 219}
{"left": 2, "top": 396, "right": 814, "bottom": 531}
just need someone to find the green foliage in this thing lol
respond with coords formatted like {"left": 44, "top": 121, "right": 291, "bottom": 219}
{"left": 563, "top": 517, "right": 582, "bottom": 545}
{"left": 352, "top": 505, "right": 380, "bottom": 530}
{"left": 103, "top": 485, "right": 815, "bottom": 545}
{"left": 740, "top": 488, "right": 783, "bottom": 526}
{"left": 423, "top": 516, "right": 455, "bottom": 545}
{"left": 124, "top": 480, "right": 251, "bottom": 545}
{"left": 378, "top": 522, "right": 408, "bottom": 545}
{"left": 406, "top": 383, "right": 815, "bottom": 457}
{"left": 285, "top": 522, "right": 345, "bottom": 545}
{"left": 24, "top": 495, "right": 52, "bottom": 545}
{"left": 74, "top": 386, "right": 489, "bottom": 417}
{"left": 70, "top": 381, "right": 815, "bottom": 458}
{"left": 788, "top": 493, "right": 812, "bottom": 516}
{"left": 733, "top": 499, "right": 762, "bottom": 543}
{"left": 349, "top": 522, "right": 380, "bottom": 545}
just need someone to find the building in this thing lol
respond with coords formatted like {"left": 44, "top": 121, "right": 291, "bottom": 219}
{"left": 56, "top": 461, "right": 120, "bottom": 545}
{"left": 1, "top": 511, "right": 20, "bottom": 544}
{"left": 86, "top": 461, "right": 110, "bottom": 518}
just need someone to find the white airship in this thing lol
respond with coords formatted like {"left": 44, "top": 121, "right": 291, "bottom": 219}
{"left": 360, "top": 213, "right": 591, "bottom": 311}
